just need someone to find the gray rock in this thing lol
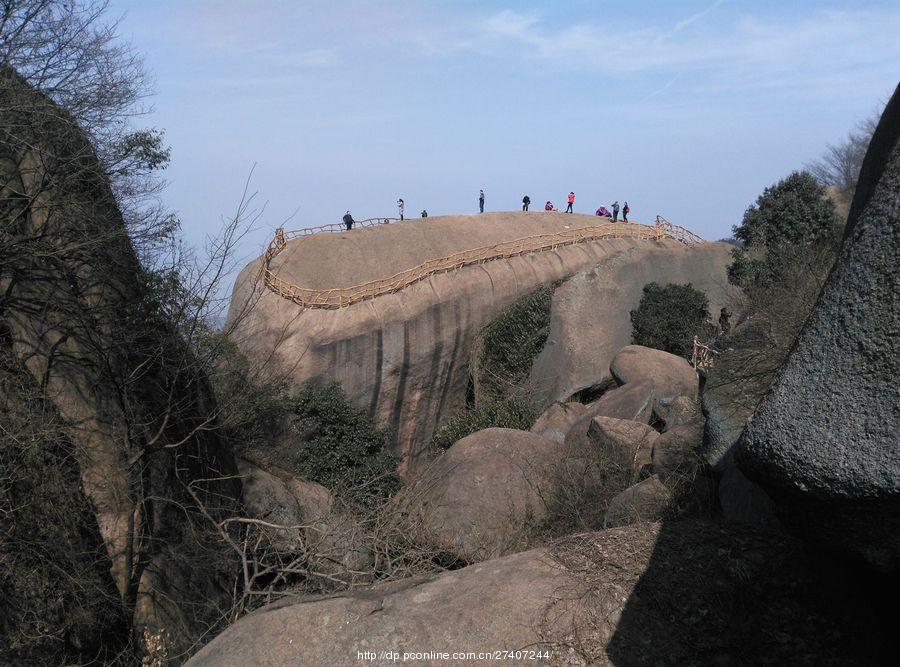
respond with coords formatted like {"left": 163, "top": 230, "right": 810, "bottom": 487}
{"left": 604, "top": 475, "right": 672, "bottom": 528}
{"left": 609, "top": 345, "right": 698, "bottom": 415}
{"left": 592, "top": 379, "right": 655, "bottom": 423}
{"left": 530, "top": 401, "right": 588, "bottom": 443}
{"left": 737, "top": 84, "right": 900, "bottom": 570}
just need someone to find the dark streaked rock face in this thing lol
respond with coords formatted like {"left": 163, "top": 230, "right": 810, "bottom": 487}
{"left": 738, "top": 84, "right": 900, "bottom": 570}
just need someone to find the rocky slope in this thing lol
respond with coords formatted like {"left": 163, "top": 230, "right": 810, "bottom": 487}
{"left": 228, "top": 213, "right": 732, "bottom": 473}
{"left": 0, "top": 66, "right": 239, "bottom": 660}
{"left": 186, "top": 520, "right": 882, "bottom": 666}
{"left": 738, "top": 83, "right": 900, "bottom": 570}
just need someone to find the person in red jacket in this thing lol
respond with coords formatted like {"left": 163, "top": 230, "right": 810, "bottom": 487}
{"left": 622, "top": 202, "right": 630, "bottom": 222}
{"left": 566, "top": 191, "right": 575, "bottom": 213}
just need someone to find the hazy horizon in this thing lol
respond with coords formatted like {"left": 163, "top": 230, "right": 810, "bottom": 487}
{"left": 112, "top": 0, "right": 899, "bottom": 268}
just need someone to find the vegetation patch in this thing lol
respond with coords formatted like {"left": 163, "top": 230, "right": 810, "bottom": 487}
{"left": 630, "top": 282, "right": 710, "bottom": 359}
{"left": 475, "top": 283, "right": 558, "bottom": 403}
{"left": 284, "top": 382, "right": 402, "bottom": 507}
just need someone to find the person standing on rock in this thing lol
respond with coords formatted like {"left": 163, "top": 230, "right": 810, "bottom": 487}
{"left": 343, "top": 211, "right": 354, "bottom": 230}
{"left": 479, "top": 189, "right": 485, "bottom": 213}
{"left": 397, "top": 198, "right": 404, "bottom": 220}
{"left": 566, "top": 192, "right": 575, "bottom": 213}
{"left": 718, "top": 306, "right": 731, "bottom": 336}
{"left": 622, "top": 202, "right": 630, "bottom": 222}
{"left": 522, "top": 195, "right": 531, "bottom": 211}
{"left": 421, "top": 210, "right": 428, "bottom": 218}
{"left": 612, "top": 201, "right": 620, "bottom": 222}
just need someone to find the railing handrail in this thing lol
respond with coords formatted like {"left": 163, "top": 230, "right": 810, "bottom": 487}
{"left": 260, "top": 215, "right": 705, "bottom": 309}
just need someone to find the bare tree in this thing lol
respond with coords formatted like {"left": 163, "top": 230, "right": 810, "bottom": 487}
{"left": 807, "top": 113, "right": 879, "bottom": 201}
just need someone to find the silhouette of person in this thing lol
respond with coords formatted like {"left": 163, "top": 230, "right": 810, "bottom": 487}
{"left": 623, "top": 202, "right": 630, "bottom": 222}
{"left": 612, "top": 201, "right": 620, "bottom": 222}
{"left": 479, "top": 189, "right": 485, "bottom": 213}
{"left": 522, "top": 195, "right": 531, "bottom": 211}
{"left": 397, "top": 198, "right": 404, "bottom": 220}
{"left": 342, "top": 211, "right": 354, "bottom": 230}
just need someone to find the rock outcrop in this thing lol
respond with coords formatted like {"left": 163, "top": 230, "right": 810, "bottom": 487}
{"left": 187, "top": 520, "right": 880, "bottom": 666}
{"left": 228, "top": 214, "right": 733, "bottom": 473}
{"left": 0, "top": 66, "right": 240, "bottom": 657}
{"left": 529, "top": 244, "right": 733, "bottom": 407}
{"left": 402, "top": 428, "right": 577, "bottom": 560}
{"left": 737, "top": 84, "right": 900, "bottom": 570}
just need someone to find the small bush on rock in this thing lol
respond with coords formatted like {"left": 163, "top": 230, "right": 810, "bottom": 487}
{"left": 630, "top": 283, "right": 710, "bottom": 359}
{"left": 286, "top": 382, "right": 401, "bottom": 507}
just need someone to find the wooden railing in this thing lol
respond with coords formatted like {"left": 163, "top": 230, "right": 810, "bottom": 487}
{"left": 261, "top": 216, "right": 705, "bottom": 309}
{"left": 692, "top": 336, "right": 720, "bottom": 373}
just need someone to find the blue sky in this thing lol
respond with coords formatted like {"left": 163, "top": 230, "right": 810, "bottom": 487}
{"left": 112, "top": 0, "right": 899, "bottom": 262}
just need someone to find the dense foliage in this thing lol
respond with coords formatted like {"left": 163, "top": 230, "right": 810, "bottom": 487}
{"left": 477, "top": 284, "right": 556, "bottom": 402}
{"left": 727, "top": 171, "right": 840, "bottom": 291}
{"left": 284, "top": 382, "right": 401, "bottom": 506}
{"left": 630, "top": 282, "right": 710, "bottom": 359}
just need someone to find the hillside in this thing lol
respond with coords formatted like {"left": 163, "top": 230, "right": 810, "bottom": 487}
{"left": 228, "top": 213, "right": 733, "bottom": 473}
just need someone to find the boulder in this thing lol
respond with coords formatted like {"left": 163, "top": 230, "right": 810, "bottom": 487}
{"left": 604, "top": 475, "right": 672, "bottom": 528}
{"left": 188, "top": 520, "right": 877, "bottom": 666}
{"left": 718, "top": 465, "right": 782, "bottom": 531}
{"left": 238, "top": 459, "right": 307, "bottom": 552}
{"left": 529, "top": 244, "right": 733, "bottom": 407}
{"left": 587, "top": 416, "right": 657, "bottom": 477}
{"left": 530, "top": 401, "right": 588, "bottom": 443}
{"left": 402, "top": 428, "right": 597, "bottom": 561}
{"left": 663, "top": 395, "right": 702, "bottom": 429}
{"left": 738, "top": 84, "right": 900, "bottom": 570}
{"left": 591, "top": 380, "right": 655, "bottom": 423}
{"left": 228, "top": 219, "right": 733, "bottom": 474}
{"left": 609, "top": 345, "right": 698, "bottom": 413}
{"left": 237, "top": 459, "right": 372, "bottom": 581}
{"left": 652, "top": 421, "right": 703, "bottom": 483}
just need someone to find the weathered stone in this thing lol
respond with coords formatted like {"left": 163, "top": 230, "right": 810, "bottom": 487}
{"left": 652, "top": 421, "right": 703, "bottom": 483}
{"left": 592, "top": 380, "right": 655, "bottom": 423}
{"left": 604, "top": 475, "right": 672, "bottom": 528}
{"left": 663, "top": 395, "right": 702, "bottom": 429}
{"left": 402, "top": 428, "right": 600, "bottom": 561}
{"left": 529, "top": 245, "right": 732, "bottom": 407}
{"left": 530, "top": 401, "right": 588, "bottom": 443}
{"left": 718, "top": 465, "right": 782, "bottom": 531}
{"left": 738, "top": 84, "right": 900, "bottom": 570}
{"left": 609, "top": 345, "right": 699, "bottom": 413}
{"left": 188, "top": 520, "right": 878, "bottom": 666}
{"left": 588, "top": 416, "right": 658, "bottom": 476}
{"left": 238, "top": 459, "right": 306, "bottom": 552}
{"left": 228, "top": 218, "right": 732, "bottom": 474}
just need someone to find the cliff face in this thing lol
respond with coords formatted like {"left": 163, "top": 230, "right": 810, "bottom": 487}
{"left": 228, "top": 213, "right": 733, "bottom": 473}
{"left": 738, "top": 84, "right": 900, "bottom": 570}
{"left": 0, "top": 67, "right": 239, "bottom": 658}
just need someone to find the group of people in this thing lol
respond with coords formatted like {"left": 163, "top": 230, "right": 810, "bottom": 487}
{"left": 520, "top": 191, "right": 630, "bottom": 221}
{"left": 341, "top": 190, "right": 631, "bottom": 231}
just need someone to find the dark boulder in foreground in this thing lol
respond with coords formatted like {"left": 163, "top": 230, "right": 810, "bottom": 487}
{"left": 186, "top": 520, "right": 887, "bottom": 666}
{"left": 738, "top": 83, "right": 900, "bottom": 570}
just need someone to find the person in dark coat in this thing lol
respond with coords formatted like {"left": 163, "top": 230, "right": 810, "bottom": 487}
{"left": 612, "top": 201, "right": 620, "bottom": 222}
{"left": 522, "top": 195, "right": 531, "bottom": 211}
{"left": 343, "top": 211, "right": 354, "bottom": 230}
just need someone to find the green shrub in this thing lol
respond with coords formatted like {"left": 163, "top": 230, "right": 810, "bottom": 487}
{"left": 285, "top": 382, "right": 401, "bottom": 506}
{"left": 630, "top": 282, "right": 710, "bottom": 359}
{"left": 431, "top": 396, "right": 538, "bottom": 452}
{"left": 477, "top": 284, "right": 556, "bottom": 403}
{"left": 728, "top": 171, "right": 840, "bottom": 291}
